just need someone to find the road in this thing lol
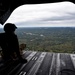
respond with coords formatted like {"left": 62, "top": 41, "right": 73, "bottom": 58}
{"left": 0, "top": 51, "right": 75, "bottom": 75}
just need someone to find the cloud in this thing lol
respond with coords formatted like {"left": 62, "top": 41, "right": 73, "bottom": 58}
{"left": 5, "top": 2, "right": 75, "bottom": 27}
{"left": 41, "top": 15, "right": 75, "bottom": 22}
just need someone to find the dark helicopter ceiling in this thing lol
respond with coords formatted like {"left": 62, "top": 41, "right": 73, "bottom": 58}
{"left": 0, "top": 0, "right": 74, "bottom": 25}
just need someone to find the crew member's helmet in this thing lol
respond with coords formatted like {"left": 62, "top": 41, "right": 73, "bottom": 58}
{"left": 4, "top": 23, "right": 17, "bottom": 32}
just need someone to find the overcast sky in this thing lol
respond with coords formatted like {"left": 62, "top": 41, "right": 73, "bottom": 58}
{"left": 3, "top": 1, "right": 75, "bottom": 27}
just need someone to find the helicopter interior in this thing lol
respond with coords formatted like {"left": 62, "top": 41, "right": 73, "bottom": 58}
{"left": 0, "top": 0, "right": 75, "bottom": 75}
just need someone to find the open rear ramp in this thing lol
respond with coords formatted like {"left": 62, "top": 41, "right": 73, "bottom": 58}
{"left": 0, "top": 51, "right": 75, "bottom": 75}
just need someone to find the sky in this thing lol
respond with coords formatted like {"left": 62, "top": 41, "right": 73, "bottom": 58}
{"left": 2, "top": 1, "right": 75, "bottom": 28}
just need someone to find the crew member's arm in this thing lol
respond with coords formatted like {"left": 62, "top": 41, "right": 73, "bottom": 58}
{"left": 14, "top": 35, "right": 22, "bottom": 59}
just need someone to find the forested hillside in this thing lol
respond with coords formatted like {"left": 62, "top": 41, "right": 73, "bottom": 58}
{"left": 15, "top": 27, "right": 75, "bottom": 53}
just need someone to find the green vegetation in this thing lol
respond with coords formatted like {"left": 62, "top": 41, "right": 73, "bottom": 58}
{"left": 15, "top": 27, "right": 75, "bottom": 53}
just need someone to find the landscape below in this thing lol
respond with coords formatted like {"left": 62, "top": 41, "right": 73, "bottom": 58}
{"left": 0, "top": 27, "right": 75, "bottom": 53}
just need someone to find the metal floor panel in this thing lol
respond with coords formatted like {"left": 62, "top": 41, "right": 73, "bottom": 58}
{"left": 0, "top": 51, "right": 75, "bottom": 75}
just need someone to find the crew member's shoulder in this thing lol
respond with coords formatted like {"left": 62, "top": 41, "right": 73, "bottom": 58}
{"left": 12, "top": 33, "right": 17, "bottom": 38}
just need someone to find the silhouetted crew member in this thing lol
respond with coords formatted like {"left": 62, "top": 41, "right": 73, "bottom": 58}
{"left": 0, "top": 23, "right": 27, "bottom": 63}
